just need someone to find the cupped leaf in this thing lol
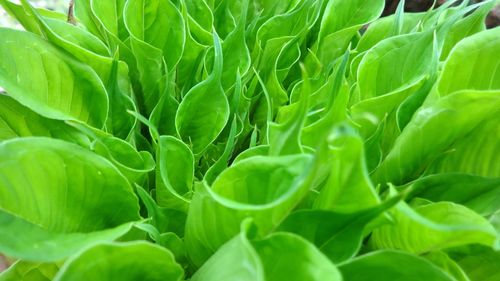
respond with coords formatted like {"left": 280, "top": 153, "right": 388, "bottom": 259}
{"left": 175, "top": 32, "right": 230, "bottom": 154}
{"left": 313, "top": 125, "right": 380, "bottom": 212}
{"left": 92, "top": 136, "right": 155, "bottom": 184}
{"left": 185, "top": 154, "right": 313, "bottom": 266}
{"left": 0, "top": 137, "right": 140, "bottom": 261}
{"left": 156, "top": 136, "right": 194, "bottom": 211}
{"left": 0, "top": 28, "right": 108, "bottom": 128}
{"left": 54, "top": 242, "right": 183, "bottom": 281}
{"left": 339, "top": 250, "right": 455, "bottom": 281}
{"left": 424, "top": 251, "right": 471, "bottom": 281}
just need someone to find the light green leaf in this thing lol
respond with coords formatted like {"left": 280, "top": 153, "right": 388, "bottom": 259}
{"left": 313, "top": 125, "right": 380, "bottom": 212}
{"left": 185, "top": 154, "right": 312, "bottom": 266}
{"left": 0, "top": 261, "right": 59, "bottom": 281}
{"left": 175, "top": 32, "right": 230, "bottom": 154}
{"left": 252, "top": 232, "right": 342, "bottom": 281}
{"left": 124, "top": 0, "right": 185, "bottom": 71}
{"left": 437, "top": 26, "right": 500, "bottom": 96}
{"left": 314, "top": 0, "right": 384, "bottom": 65}
{"left": 440, "top": 1, "right": 494, "bottom": 60}
{"left": 449, "top": 245, "right": 500, "bottom": 281}
{"left": 190, "top": 222, "right": 265, "bottom": 281}
{"left": 371, "top": 199, "right": 499, "bottom": 254}
{"left": 425, "top": 114, "right": 499, "bottom": 178}
{"left": 0, "top": 95, "right": 89, "bottom": 145}
{"left": 339, "top": 250, "right": 455, "bottom": 281}
{"left": 91, "top": 136, "right": 155, "bottom": 184}
{"left": 156, "top": 136, "right": 194, "bottom": 211}
{"left": 89, "top": 0, "right": 128, "bottom": 43}
{"left": 355, "top": 13, "right": 425, "bottom": 54}
{"left": 406, "top": 174, "right": 500, "bottom": 217}
{"left": 0, "top": 137, "right": 140, "bottom": 261}
{"left": 54, "top": 242, "right": 183, "bottom": 281}
{"left": 279, "top": 196, "right": 400, "bottom": 263}
{"left": 357, "top": 31, "right": 435, "bottom": 100}
{"left": 424, "top": 251, "right": 471, "bottom": 281}
{"left": 3, "top": 0, "right": 136, "bottom": 138}
{"left": 0, "top": 28, "right": 108, "bottom": 128}
{"left": 192, "top": 223, "right": 341, "bottom": 281}
{"left": 374, "top": 90, "right": 500, "bottom": 185}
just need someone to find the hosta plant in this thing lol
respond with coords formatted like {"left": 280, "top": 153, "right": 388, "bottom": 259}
{"left": 0, "top": 0, "right": 499, "bottom": 280}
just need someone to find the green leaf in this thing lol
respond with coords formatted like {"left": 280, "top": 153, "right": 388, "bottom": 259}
{"left": 185, "top": 154, "right": 312, "bottom": 266}
{"left": 251, "top": 232, "right": 342, "bottom": 281}
{"left": 219, "top": 0, "right": 251, "bottom": 90}
{"left": 424, "top": 251, "right": 471, "bottom": 281}
{"left": 175, "top": 32, "right": 230, "bottom": 154}
{"left": 53, "top": 242, "right": 183, "bottom": 281}
{"left": 357, "top": 31, "right": 435, "bottom": 100}
{"left": 437, "top": 26, "right": 500, "bottom": 96}
{"left": 319, "top": 0, "right": 385, "bottom": 40}
{"left": 0, "top": 95, "right": 89, "bottom": 145}
{"left": 192, "top": 222, "right": 341, "bottom": 281}
{"left": 156, "top": 136, "right": 194, "bottom": 211}
{"left": 371, "top": 199, "right": 499, "bottom": 254}
{"left": 190, "top": 221, "right": 265, "bottom": 281}
{"left": 374, "top": 90, "right": 500, "bottom": 185}
{"left": 0, "top": 261, "right": 59, "bottom": 281}
{"left": 355, "top": 13, "right": 425, "bottom": 54}
{"left": 279, "top": 196, "right": 400, "bottom": 263}
{"left": 89, "top": 0, "right": 128, "bottom": 41}
{"left": 449, "top": 245, "right": 500, "bottom": 281}
{"left": 73, "top": 0, "right": 108, "bottom": 41}
{"left": 440, "top": 1, "right": 494, "bottom": 60}
{"left": 424, "top": 114, "right": 499, "bottom": 178}
{"left": 91, "top": 136, "right": 155, "bottom": 184}
{"left": 0, "top": 137, "right": 140, "bottom": 261}
{"left": 339, "top": 250, "right": 455, "bottom": 281}
{"left": 0, "top": 28, "right": 108, "bottom": 128}
{"left": 2, "top": 0, "right": 136, "bottom": 138}
{"left": 314, "top": 0, "right": 384, "bottom": 65}
{"left": 313, "top": 125, "right": 380, "bottom": 212}
{"left": 124, "top": 0, "right": 185, "bottom": 71}
{"left": 268, "top": 65, "right": 310, "bottom": 155}
{"left": 406, "top": 174, "right": 500, "bottom": 217}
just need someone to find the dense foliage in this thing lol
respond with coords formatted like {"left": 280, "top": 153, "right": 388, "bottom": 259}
{"left": 0, "top": 0, "right": 499, "bottom": 280}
